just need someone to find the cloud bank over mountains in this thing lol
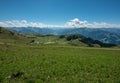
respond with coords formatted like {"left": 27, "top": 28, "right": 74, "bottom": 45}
{"left": 66, "top": 18, "right": 120, "bottom": 28}
{"left": 0, "top": 18, "right": 120, "bottom": 28}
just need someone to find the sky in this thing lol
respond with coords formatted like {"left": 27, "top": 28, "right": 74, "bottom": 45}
{"left": 0, "top": 0, "right": 120, "bottom": 28}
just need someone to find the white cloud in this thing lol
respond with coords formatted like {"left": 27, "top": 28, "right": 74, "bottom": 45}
{"left": 66, "top": 18, "right": 89, "bottom": 28}
{"left": 66, "top": 18, "right": 120, "bottom": 28}
{"left": 0, "top": 20, "right": 46, "bottom": 28}
{"left": 0, "top": 18, "right": 120, "bottom": 28}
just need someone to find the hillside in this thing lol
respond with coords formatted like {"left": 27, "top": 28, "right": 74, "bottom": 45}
{"left": 61, "top": 34, "right": 116, "bottom": 47}
{"left": 0, "top": 27, "right": 29, "bottom": 44}
{"left": 0, "top": 39, "right": 120, "bottom": 83}
{"left": 26, "top": 34, "right": 116, "bottom": 47}
{"left": 6, "top": 27, "right": 120, "bottom": 45}
{"left": 0, "top": 27, "right": 120, "bottom": 83}
{"left": 0, "top": 27, "right": 117, "bottom": 48}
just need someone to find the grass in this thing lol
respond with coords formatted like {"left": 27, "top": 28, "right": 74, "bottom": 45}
{"left": 28, "top": 35, "right": 68, "bottom": 45}
{"left": 0, "top": 28, "right": 120, "bottom": 82}
{"left": 0, "top": 43, "right": 120, "bottom": 83}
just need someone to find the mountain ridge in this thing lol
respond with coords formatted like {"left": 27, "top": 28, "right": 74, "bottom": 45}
{"left": 5, "top": 27, "right": 120, "bottom": 45}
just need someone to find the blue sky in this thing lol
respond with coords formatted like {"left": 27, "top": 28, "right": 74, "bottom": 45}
{"left": 0, "top": 0, "right": 120, "bottom": 28}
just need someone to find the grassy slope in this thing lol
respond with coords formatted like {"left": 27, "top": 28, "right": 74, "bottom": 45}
{"left": 0, "top": 27, "right": 30, "bottom": 44}
{"left": 0, "top": 27, "right": 120, "bottom": 82}
{"left": 27, "top": 34, "right": 117, "bottom": 47}
{"left": 0, "top": 44, "right": 120, "bottom": 83}
{"left": 26, "top": 34, "right": 93, "bottom": 47}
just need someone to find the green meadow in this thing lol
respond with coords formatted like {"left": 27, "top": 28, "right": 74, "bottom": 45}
{"left": 0, "top": 28, "right": 120, "bottom": 83}
{"left": 0, "top": 43, "right": 120, "bottom": 83}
